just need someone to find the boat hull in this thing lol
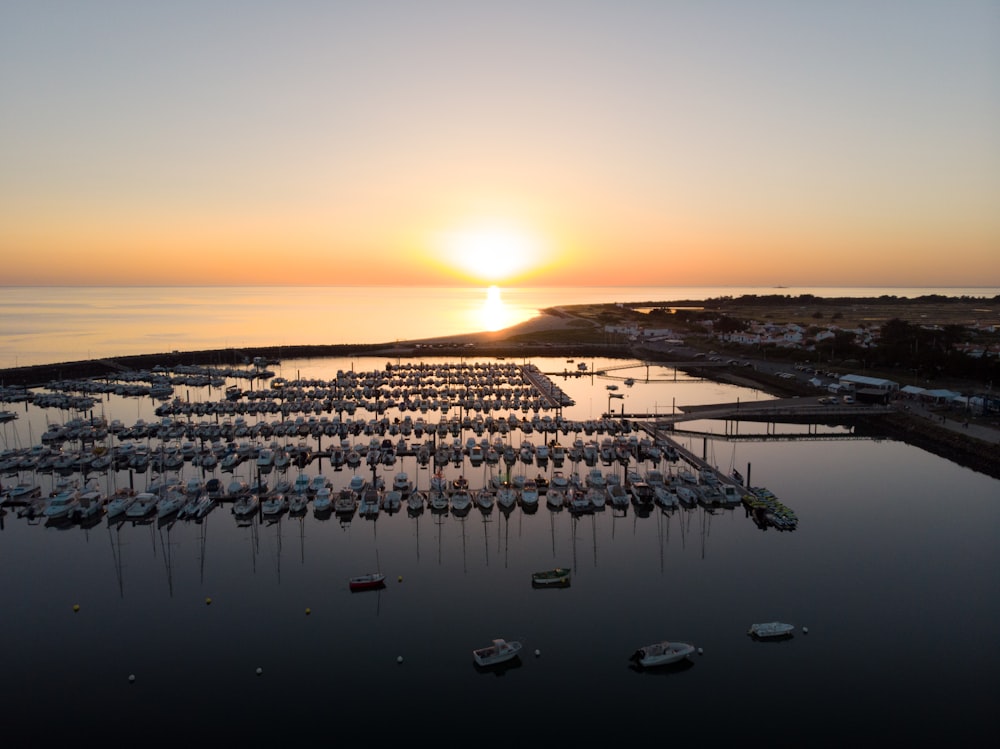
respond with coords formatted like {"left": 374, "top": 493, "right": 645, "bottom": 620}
{"left": 748, "top": 622, "right": 795, "bottom": 639}
{"left": 349, "top": 573, "right": 386, "bottom": 592}
{"left": 473, "top": 639, "right": 522, "bottom": 667}
{"left": 531, "top": 568, "right": 571, "bottom": 588}
{"left": 631, "top": 641, "right": 696, "bottom": 668}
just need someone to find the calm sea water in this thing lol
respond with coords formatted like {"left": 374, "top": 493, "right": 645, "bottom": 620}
{"left": 2, "top": 284, "right": 998, "bottom": 369}
{"left": 1, "top": 287, "right": 998, "bottom": 742}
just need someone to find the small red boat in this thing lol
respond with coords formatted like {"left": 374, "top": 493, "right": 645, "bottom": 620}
{"left": 348, "top": 572, "right": 386, "bottom": 592}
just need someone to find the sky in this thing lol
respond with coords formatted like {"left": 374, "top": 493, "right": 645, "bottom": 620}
{"left": 1, "top": 0, "right": 998, "bottom": 288}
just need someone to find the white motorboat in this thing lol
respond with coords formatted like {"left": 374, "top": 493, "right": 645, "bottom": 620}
{"left": 675, "top": 485, "right": 698, "bottom": 507}
{"left": 546, "top": 486, "right": 567, "bottom": 510}
{"left": 348, "top": 474, "right": 367, "bottom": 495}
{"left": 292, "top": 473, "right": 311, "bottom": 496}
{"left": 654, "top": 485, "right": 679, "bottom": 510}
{"left": 156, "top": 489, "right": 187, "bottom": 518}
{"left": 382, "top": 488, "right": 402, "bottom": 513}
{"left": 568, "top": 489, "right": 593, "bottom": 514}
{"left": 288, "top": 492, "right": 309, "bottom": 515}
{"left": 631, "top": 640, "right": 696, "bottom": 668}
{"left": 261, "top": 493, "right": 288, "bottom": 517}
{"left": 312, "top": 487, "right": 333, "bottom": 515}
{"left": 105, "top": 490, "right": 137, "bottom": 520}
{"left": 608, "top": 483, "right": 630, "bottom": 509}
{"left": 43, "top": 488, "right": 80, "bottom": 522}
{"left": 7, "top": 482, "right": 41, "bottom": 503}
{"left": 391, "top": 472, "right": 412, "bottom": 495}
{"left": 519, "top": 478, "right": 539, "bottom": 508}
{"left": 748, "top": 621, "right": 795, "bottom": 639}
{"left": 334, "top": 488, "right": 356, "bottom": 516}
{"left": 585, "top": 467, "right": 605, "bottom": 489}
{"left": 473, "top": 638, "right": 522, "bottom": 667}
{"left": 358, "top": 488, "right": 381, "bottom": 518}
{"left": 125, "top": 491, "right": 159, "bottom": 520}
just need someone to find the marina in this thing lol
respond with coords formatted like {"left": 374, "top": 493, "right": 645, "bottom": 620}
{"left": 1, "top": 358, "right": 794, "bottom": 530}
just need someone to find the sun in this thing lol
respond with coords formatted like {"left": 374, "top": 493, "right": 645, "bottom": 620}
{"left": 438, "top": 223, "right": 545, "bottom": 284}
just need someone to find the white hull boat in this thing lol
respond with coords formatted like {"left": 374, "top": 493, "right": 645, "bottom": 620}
{"left": 748, "top": 621, "right": 795, "bottom": 639}
{"left": 631, "top": 640, "right": 696, "bottom": 667}
{"left": 473, "top": 638, "right": 522, "bottom": 667}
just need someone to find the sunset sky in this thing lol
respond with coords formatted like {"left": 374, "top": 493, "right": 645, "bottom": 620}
{"left": 2, "top": 1, "right": 998, "bottom": 288}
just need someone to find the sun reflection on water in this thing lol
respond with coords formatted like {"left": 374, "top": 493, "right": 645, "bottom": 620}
{"left": 476, "top": 285, "right": 526, "bottom": 332}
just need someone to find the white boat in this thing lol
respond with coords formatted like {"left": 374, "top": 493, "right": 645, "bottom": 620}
{"left": 406, "top": 490, "right": 425, "bottom": 514}
{"left": 473, "top": 638, "right": 523, "bottom": 667}
{"left": 520, "top": 478, "right": 539, "bottom": 508}
{"left": 607, "top": 483, "right": 630, "bottom": 509}
{"left": 428, "top": 489, "right": 449, "bottom": 513}
{"left": 748, "top": 621, "right": 795, "bottom": 639}
{"left": 193, "top": 494, "right": 217, "bottom": 519}
{"left": 261, "top": 493, "right": 288, "bottom": 517}
{"left": 568, "top": 489, "right": 592, "bottom": 514}
{"left": 105, "top": 490, "right": 137, "bottom": 520}
{"left": 74, "top": 485, "right": 105, "bottom": 523}
{"left": 475, "top": 489, "right": 495, "bottom": 511}
{"left": 585, "top": 467, "right": 606, "bottom": 489}
{"left": 428, "top": 471, "right": 448, "bottom": 495}
{"left": 359, "top": 488, "right": 381, "bottom": 518}
{"left": 43, "top": 488, "right": 80, "bottom": 522}
{"left": 292, "top": 473, "right": 311, "bottom": 495}
{"left": 382, "top": 488, "right": 402, "bottom": 513}
{"left": 313, "top": 486, "right": 334, "bottom": 515}
{"left": 450, "top": 487, "right": 472, "bottom": 514}
{"left": 495, "top": 482, "right": 518, "bottom": 510}
{"left": 546, "top": 486, "right": 567, "bottom": 510}
{"left": 392, "top": 472, "right": 412, "bottom": 495}
{"left": 631, "top": 640, "right": 696, "bottom": 667}
{"left": 288, "top": 492, "right": 309, "bottom": 515}
{"left": 232, "top": 493, "right": 260, "bottom": 519}
{"left": 675, "top": 485, "right": 698, "bottom": 507}
{"left": 586, "top": 485, "right": 606, "bottom": 510}
{"left": 7, "top": 481, "right": 42, "bottom": 503}
{"left": 349, "top": 474, "right": 367, "bottom": 495}
{"left": 125, "top": 491, "right": 159, "bottom": 519}
{"left": 654, "top": 485, "right": 679, "bottom": 509}
{"left": 334, "top": 488, "right": 356, "bottom": 516}
{"left": 156, "top": 489, "right": 187, "bottom": 518}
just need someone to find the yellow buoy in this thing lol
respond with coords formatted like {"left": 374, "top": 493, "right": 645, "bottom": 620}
{"left": 72, "top": 604, "right": 80, "bottom": 613}
{"left": 305, "top": 608, "right": 311, "bottom": 615}
{"left": 397, "top": 576, "right": 403, "bottom": 582}
{"left": 205, "top": 597, "right": 212, "bottom": 605}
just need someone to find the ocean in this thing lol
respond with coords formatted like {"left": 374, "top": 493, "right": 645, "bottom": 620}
{"left": 2, "top": 284, "right": 998, "bottom": 369}
{"left": 0, "top": 285, "right": 998, "bottom": 742}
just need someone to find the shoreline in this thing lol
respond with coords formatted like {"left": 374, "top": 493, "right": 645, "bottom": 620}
{"left": 2, "top": 307, "right": 997, "bottom": 480}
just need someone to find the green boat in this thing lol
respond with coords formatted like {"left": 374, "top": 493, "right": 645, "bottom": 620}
{"left": 532, "top": 567, "right": 571, "bottom": 587}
